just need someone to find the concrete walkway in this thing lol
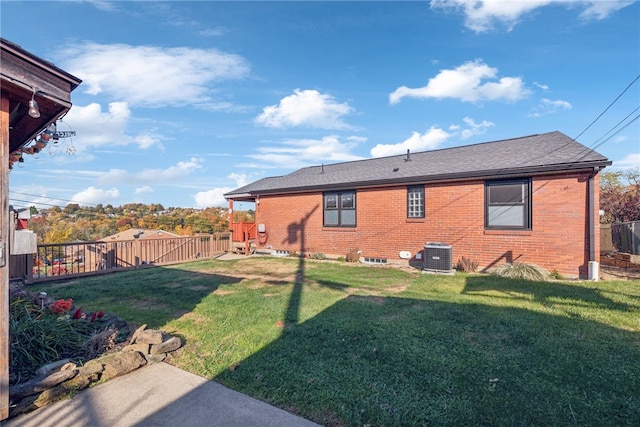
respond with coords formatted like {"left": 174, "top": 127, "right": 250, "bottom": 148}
{"left": 4, "top": 362, "right": 320, "bottom": 427}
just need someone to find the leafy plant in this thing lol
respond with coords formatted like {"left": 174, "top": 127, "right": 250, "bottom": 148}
{"left": 310, "top": 252, "right": 326, "bottom": 260}
{"left": 549, "top": 269, "right": 564, "bottom": 280}
{"left": 9, "top": 296, "right": 109, "bottom": 385}
{"left": 456, "top": 256, "right": 479, "bottom": 272}
{"left": 492, "top": 262, "right": 550, "bottom": 281}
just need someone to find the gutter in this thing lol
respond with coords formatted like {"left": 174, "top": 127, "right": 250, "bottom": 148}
{"left": 226, "top": 162, "right": 612, "bottom": 198}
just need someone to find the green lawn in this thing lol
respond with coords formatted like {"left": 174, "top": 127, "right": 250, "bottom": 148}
{"left": 35, "top": 257, "right": 640, "bottom": 426}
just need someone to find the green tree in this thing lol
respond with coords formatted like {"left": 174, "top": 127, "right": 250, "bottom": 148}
{"left": 600, "top": 168, "right": 640, "bottom": 223}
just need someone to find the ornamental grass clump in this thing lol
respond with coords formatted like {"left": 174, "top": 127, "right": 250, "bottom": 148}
{"left": 492, "top": 262, "right": 550, "bottom": 281}
{"left": 9, "top": 295, "right": 107, "bottom": 386}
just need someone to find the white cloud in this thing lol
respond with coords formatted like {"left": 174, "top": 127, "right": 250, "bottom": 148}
{"left": 72, "top": 187, "right": 120, "bottom": 206}
{"left": 533, "top": 82, "right": 549, "bottom": 91}
{"left": 371, "top": 127, "right": 451, "bottom": 157}
{"left": 199, "top": 27, "right": 229, "bottom": 37}
{"left": 248, "top": 135, "right": 365, "bottom": 169}
{"left": 612, "top": 153, "right": 640, "bottom": 170}
{"left": 456, "top": 117, "right": 495, "bottom": 139}
{"left": 64, "top": 102, "right": 163, "bottom": 151}
{"left": 58, "top": 42, "right": 250, "bottom": 108}
{"left": 193, "top": 188, "right": 231, "bottom": 208}
{"left": 98, "top": 158, "right": 203, "bottom": 185}
{"left": 528, "top": 98, "right": 572, "bottom": 117}
{"left": 255, "top": 89, "right": 355, "bottom": 129}
{"left": 389, "top": 60, "right": 530, "bottom": 104}
{"left": 578, "top": 1, "right": 634, "bottom": 20}
{"left": 135, "top": 185, "right": 153, "bottom": 194}
{"left": 193, "top": 173, "right": 250, "bottom": 208}
{"left": 429, "top": 0, "right": 633, "bottom": 33}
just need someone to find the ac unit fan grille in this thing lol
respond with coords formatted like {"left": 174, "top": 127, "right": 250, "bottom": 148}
{"left": 423, "top": 243, "right": 453, "bottom": 273}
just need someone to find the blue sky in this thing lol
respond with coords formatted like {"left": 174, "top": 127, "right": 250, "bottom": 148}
{"left": 3, "top": 0, "right": 639, "bottom": 210}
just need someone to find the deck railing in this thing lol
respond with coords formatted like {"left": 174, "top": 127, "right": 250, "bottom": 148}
{"left": 230, "top": 221, "right": 257, "bottom": 255}
{"left": 10, "top": 232, "right": 231, "bottom": 284}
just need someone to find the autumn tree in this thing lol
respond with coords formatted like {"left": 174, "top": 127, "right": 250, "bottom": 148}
{"left": 600, "top": 168, "right": 640, "bottom": 223}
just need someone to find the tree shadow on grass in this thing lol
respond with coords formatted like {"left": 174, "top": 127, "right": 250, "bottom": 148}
{"left": 29, "top": 265, "right": 243, "bottom": 330}
{"left": 24, "top": 265, "right": 638, "bottom": 427}
{"left": 212, "top": 294, "right": 639, "bottom": 426}
{"left": 461, "top": 274, "right": 638, "bottom": 313}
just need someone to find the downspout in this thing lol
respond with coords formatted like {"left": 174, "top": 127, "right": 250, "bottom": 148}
{"left": 228, "top": 199, "right": 234, "bottom": 253}
{"left": 588, "top": 167, "right": 600, "bottom": 280}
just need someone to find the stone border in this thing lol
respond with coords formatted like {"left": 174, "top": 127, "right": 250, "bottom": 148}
{"left": 8, "top": 324, "right": 183, "bottom": 418}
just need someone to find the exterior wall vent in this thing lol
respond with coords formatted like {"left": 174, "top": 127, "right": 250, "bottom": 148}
{"left": 361, "top": 257, "right": 388, "bottom": 265}
{"left": 423, "top": 242, "right": 454, "bottom": 275}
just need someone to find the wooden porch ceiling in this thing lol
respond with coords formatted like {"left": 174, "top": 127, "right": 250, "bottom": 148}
{"left": 1, "top": 38, "right": 82, "bottom": 153}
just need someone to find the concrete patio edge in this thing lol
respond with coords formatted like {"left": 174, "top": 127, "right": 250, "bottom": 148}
{"left": 3, "top": 362, "right": 320, "bottom": 427}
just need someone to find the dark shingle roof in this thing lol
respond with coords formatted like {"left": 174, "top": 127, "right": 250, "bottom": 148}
{"left": 225, "top": 131, "right": 611, "bottom": 198}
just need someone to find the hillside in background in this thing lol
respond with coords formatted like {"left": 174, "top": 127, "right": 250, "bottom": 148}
{"left": 24, "top": 203, "right": 254, "bottom": 244}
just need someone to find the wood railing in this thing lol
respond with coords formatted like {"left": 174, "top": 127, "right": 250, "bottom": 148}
{"left": 9, "top": 233, "right": 231, "bottom": 284}
{"left": 230, "top": 221, "right": 257, "bottom": 255}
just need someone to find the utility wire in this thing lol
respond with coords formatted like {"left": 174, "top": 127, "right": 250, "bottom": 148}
{"left": 589, "top": 113, "right": 640, "bottom": 153}
{"left": 8, "top": 190, "right": 97, "bottom": 207}
{"left": 9, "top": 198, "right": 64, "bottom": 208}
{"left": 574, "top": 73, "right": 640, "bottom": 142}
{"left": 587, "top": 106, "right": 640, "bottom": 150}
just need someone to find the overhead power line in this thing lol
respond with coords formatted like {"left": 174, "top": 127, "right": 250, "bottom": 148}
{"left": 8, "top": 190, "right": 97, "bottom": 207}
{"left": 574, "top": 73, "right": 640, "bottom": 142}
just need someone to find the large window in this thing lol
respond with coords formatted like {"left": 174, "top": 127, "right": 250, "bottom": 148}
{"left": 485, "top": 179, "right": 531, "bottom": 229}
{"left": 324, "top": 191, "right": 356, "bottom": 227}
{"left": 407, "top": 186, "right": 425, "bottom": 218}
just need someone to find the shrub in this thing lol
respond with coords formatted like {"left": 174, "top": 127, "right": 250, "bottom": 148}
{"left": 549, "top": 269, "right": 564, "bottom": 280}
{"left": 310, "top": 252, "right": 326, "bottom": 260}
{"left": 492, "top": 262, "right": 550, "bottom": 281}
{"left": 345, "top": 248, "right": 360, "bottom": 263}
{"left": 456, "top": 256, "right": 479, "bottom": 272}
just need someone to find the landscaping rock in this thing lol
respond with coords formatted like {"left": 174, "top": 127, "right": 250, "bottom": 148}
{"left": 145, "top": 353, "right": 167, "bottom": 364}
{"left": 149, "top": 336, "right": 182, "bottom": 354}
{"left": 8, "top": 328, "right": 184, "bottom": 420}
{"left": 99, "top": 351, "right": 147, "bottom": 381}
{"left": 9, "top": 368, "right": 78, "bottom": 398}
{"left": 123, "top": 343, "right": 150, "bottom": 353}
{"left": 34, "top": 369, "right": 79, "bottom": 392}
{"left": 34, "top": 359, "right": 71, "bottom": 377}
{"left": 135, "top": 329, "right": 164, "bottom": 345}
{"left": 33, "top": 384, "right": 69, "bottom": 408}
{"left": 9, "top": 394, "right": 38, "bottom": 417}
{"left": 129, "top": 323, "right": 148, "bottom": 344}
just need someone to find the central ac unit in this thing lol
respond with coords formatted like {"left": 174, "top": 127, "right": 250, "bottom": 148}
{"left": 423, "top": 242, "right": 454, "bottom": 275}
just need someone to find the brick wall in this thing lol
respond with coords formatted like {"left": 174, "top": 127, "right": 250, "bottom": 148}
{"left": 254, "top": 171, "right": 599, "bottom": 278}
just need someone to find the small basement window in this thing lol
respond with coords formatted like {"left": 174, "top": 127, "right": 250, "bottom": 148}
{"left": 361, "top": 257, "right": 388, "bottom": 265}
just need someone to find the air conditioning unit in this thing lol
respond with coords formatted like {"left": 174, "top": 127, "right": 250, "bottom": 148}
{"left": 423, "top": 242, "right": 454, "bottom": 275}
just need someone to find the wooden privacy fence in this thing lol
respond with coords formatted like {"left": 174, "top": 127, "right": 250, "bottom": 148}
{"left": 10, "top": 233, "right": 231, "bottom": 283}
{"left": 600, "top": 221, "right": 640, "bottom": 255}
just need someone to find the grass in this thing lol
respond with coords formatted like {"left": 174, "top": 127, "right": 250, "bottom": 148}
{"left": 32, "top": 257, "right": 640, "bottom": 426}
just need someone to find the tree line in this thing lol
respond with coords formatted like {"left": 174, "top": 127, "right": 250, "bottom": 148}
{"left": 26, "top": 203, "right": 254, "bottom": 244}
{"left": 599, "top": 169, "right": 639, "bottom": 224}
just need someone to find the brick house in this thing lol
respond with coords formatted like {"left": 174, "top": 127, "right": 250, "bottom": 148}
{"left": 224, "top": 131, "right": 611, "bottom": 279}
